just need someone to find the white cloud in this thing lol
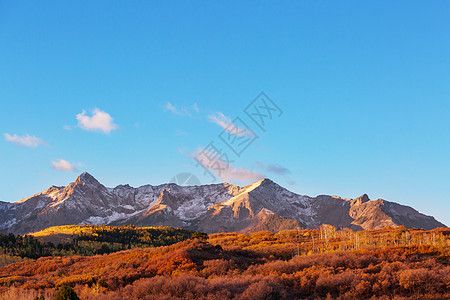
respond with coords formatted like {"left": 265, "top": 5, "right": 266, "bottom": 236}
{"left": 191, "top": 103, "right": 199, "bottom": 112}
{"left": 165, "top": 102, "right": 178, "bottom": 114}
{"left": 192, "top": 148, "right": 263, "bottom": 183}
{"left": 164, "top": 102, "right": 190, "bottom": 116}
{"left": 76, "top": 108, "right": 118, "bottom": 134}
{"left": 51, "top": 159, "right": 77, "bottom": 172}
{"left": 164, "top": 102, "right": 200, "bottom": 116}
{"left": 208, "top": 112, "right": 251, "bottom": 137}
{"left": 63, "top": 125, "right": 73, "bottom": 131}
{"left": 4, "top": 133, "right": 48, "bottom": 148}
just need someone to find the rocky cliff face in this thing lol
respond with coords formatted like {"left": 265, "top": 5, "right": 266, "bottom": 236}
{"left": 0, "top": 173, "right": 445, "bottom": 234}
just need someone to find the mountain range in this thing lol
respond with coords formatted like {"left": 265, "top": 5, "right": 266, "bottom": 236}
{"left": 0, "top": 172, "right": 445, "bottom": 234}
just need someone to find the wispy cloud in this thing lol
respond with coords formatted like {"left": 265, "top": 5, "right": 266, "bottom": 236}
{"left": 164, "top": 102, "right": 190, "bottom": 116}
{"left": 4, "top": 133, "right": 48, "bottom": 148}
{"left": 256, "top": 162, "right": 295, "bottom": 185}
{"left": 76, "top": 108, "right": 118, "bottom": 134}
{"left": 164, "top": 102, "right": 200, "bottom": 117}
{"left": 51, "top": 159, "right": 77, "bottom": 172}
{"left": 256, "top": 162, "right": 291, "bottom": 175}
{"left": 192, "top": 148, "right": 264, "bottom": 183}
{"left": 191, "top": 103, "right": 199, "bottom": 112}
{"left": 208, "top": 112, "right": 252, "bottom": 137}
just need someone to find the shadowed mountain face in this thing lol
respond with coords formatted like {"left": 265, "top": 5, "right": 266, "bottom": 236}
{"left": 0, "top": 173, "right": 445, "bottom": 234}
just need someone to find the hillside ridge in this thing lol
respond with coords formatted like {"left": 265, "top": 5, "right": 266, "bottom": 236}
{"left": 0, "top": 172, "right": 445, "bottom": 234}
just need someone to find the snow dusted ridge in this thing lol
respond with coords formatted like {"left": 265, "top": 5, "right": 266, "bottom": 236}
{"left": 0, "top": 172, "right": 445, "bottom": 234}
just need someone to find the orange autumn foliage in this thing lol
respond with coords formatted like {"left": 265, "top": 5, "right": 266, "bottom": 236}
{"left": 0, "top": 227, "right": 449, "bottom": 299}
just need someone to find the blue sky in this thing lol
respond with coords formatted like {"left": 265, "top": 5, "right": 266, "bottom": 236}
{"left": 0, "top": 1, "right": 449, "bottom": 225}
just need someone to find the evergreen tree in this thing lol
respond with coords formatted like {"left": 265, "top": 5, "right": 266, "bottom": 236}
{"left": 53, "top": 285, "right": 79, "bottom": 300}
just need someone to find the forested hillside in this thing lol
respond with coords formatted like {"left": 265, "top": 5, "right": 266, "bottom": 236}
{"left": 0, "top": 225, "right": 206, "bottom": 264}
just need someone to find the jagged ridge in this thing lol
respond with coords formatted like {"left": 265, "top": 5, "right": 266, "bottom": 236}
{"left": 0, "top": 173, "right": 445, "bottom": 234}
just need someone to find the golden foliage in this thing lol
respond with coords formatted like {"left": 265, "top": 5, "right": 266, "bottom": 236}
{"left": 0, "top": 226, "right": 449, "bottom": 299}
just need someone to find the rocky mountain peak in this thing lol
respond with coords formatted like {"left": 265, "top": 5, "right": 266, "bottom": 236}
{"left": 258, "top": 178, "right": 274, "bottom": 185}
{"left": 156, "top": 189, "right": 178, "bottom": 209}
{"left": 1, "top": 176, "right": 446, "bottom": 234}
{"left": 242, "top": 178, "right": 274, "bottom": 192}
{"left": 75, "top": 172, "right": 101, "bottom": 186}
{"left": 351, "top": 194, "right": 371, "bottom": 207}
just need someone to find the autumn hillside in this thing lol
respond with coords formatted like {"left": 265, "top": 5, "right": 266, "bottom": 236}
{"left": 0, "top": 226, "right": 449, "bottom": 299}
{"left": 29, "top": 225, "right": 207, "bottom": 245}
{"left": 0, "top": 225, "right": 207, "bottom": 269}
